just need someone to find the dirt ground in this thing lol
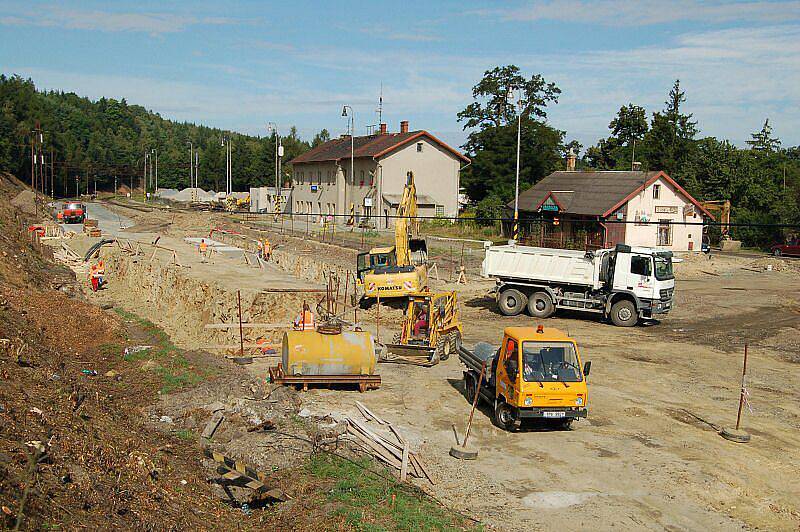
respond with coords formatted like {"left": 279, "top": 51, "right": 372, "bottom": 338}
{"left": 56, "top": 198, "right": 800, "bottom": 530}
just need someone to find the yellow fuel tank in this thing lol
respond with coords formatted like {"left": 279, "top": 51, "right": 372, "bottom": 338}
{"left": 282, "top": 330, "right": 376, "bottom": 376}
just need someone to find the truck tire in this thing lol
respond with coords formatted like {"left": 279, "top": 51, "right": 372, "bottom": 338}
{"left": 494, "top": 401, "right": 518, "bottom": 431}
{"left": 498, "top": 288, "right": 526, "bottom": 316}
{"left": 449, "top": 332, "right": 461, "bottom": 355}
{"left": 527, "top": 291, "right": 555, "bottom": 318}
{"left": 436, "top": 335, "right": 450, "bottom": 361}
{"left": 464, "top": 373, "right": 478, "bottom": 404}
{"left": 610, "top": 299, "right": 638, "bottom": 327}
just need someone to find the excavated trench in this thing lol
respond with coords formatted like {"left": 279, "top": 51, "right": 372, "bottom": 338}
{"left": 100, "top": 250, "right": 313, "bottom": 352}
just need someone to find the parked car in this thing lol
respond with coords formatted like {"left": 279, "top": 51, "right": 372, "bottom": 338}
{"left": 771, "top": 238, "right": 800, "bottom": 257}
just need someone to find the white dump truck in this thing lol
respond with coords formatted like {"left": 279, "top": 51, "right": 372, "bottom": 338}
{"left": 481, "top": 243, "right": 675, "bottom": 326}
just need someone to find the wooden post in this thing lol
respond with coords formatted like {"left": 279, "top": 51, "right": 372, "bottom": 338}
{"left": 237, "top": 290, "right": 245, "bottom": 357}
{"left": 735, "top": 344, "right": 749, "bottom": 431}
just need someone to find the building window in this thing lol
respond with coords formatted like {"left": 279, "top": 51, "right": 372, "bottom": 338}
{"left": 317, "top": 170, "right": 322, "bottom": 185}
{"left": 369, "top": 170, "right": 375, "bottom": 187}
{"left": 435, "top": 205, "right": 445, "bottom": 217}
{"left": 300, "top": 171, "right": 304, "bottom": 184}
{"left": 653, "top": 184, "right": 661, "bottom": 200}
{"left": 657, "top": 219, "right": 672, "bottom": 246}
{"left": 360, "top": 170, "right": 364, "bottom": 186}
{"left": 327, "top": 170, "right": 331, "bottom": 183}
{"left": 417, "top": 142, "right": 423, "bottom": 152}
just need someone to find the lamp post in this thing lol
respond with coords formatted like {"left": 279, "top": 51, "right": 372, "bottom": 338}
{"left": 341, "top": 105, "right": 354, "bottom": 219}
{"left": 267, "top": 122, "right": 279, "bottom": 192}
{"left": 186, "top": 141, "right": 194, "bottom": 188}
{"left": 153, "top": 149, "right": 159, "bottom": 191}
{"left": 507, "top": 87, "right": 523, "bottom": 244}
{"left": 221, "top": 136, "right": 230, "bottom": 194}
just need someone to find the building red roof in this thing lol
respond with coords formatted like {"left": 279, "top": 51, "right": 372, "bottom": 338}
{"left": 288, "top": 130, "right": 469, "bottom": 165}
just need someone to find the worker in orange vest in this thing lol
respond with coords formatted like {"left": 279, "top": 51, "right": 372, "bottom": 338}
{"left": 89, "top": 262, "right": 103, "bottom": 292}
{"left": 263, "top": 238, "right": 272, "bottom": 262}
{"left": 199, "top": 238, "right": 208, "bottom": 263}
{"left": 293, "top": 302, "right": 315, "bottom": 331}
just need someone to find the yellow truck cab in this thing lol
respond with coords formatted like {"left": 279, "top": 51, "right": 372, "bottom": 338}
{"left": 458, "top": 326, "right": 591, "bottom": 430}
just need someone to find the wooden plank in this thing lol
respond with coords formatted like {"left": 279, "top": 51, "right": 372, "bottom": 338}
{"left": 348, "top": 419, "right": 403, "bottom": 459}
{"left": 355, "top": 401, "right": 389, "bottom": 425}
{"left": 400, "top": 442, "right": 409, "bottom": 482}
{"left": 411, "top": 453, "right": 434, "bottom": 485}
{"left": 346, "top": 426, "right": 403, "bottom": 469}
{"left": 204, "top": 323, "right": 290, "bottom": 330}
{"left": 201, "top": 412, "right": 224, "bottom": 439}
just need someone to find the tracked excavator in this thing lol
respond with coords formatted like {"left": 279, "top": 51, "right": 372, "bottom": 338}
{"left": 356, "top": 171, "right": 428, "bottom": 303}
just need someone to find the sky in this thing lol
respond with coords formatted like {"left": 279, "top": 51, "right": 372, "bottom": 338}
{"left": 1, "top": 0, "right": 799, "bottom": 152}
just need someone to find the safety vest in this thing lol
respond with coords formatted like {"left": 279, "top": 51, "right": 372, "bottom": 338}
{"left": 263, "top": 240, "right": 271, "bottom": 254}
{"left": 199, "top": 241, "right": 208, "bottom": 252}
{"left": 298, "top": 310, "right": 315, "bottom": 331}
{"left": 96, "top": 261, "right": 105, "bottom": 274}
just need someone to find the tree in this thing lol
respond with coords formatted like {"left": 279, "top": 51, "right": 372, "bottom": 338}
{"left": 643, "top": 80, "right": 697, "bottom": 179}
{"left": 746, "top": 119, "right": 781, "bottom": 152}
{"left": 311, "top": 128, "right": 330, "bottom": 148}
{"left": 457, "top": 66, "right": 564, "bottom": 210}
{"left": 457, "top": 65, "right": 560, "bottom": 134}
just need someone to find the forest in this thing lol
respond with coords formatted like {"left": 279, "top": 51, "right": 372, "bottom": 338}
{"left": 1, "top": 70, "right": 798, "bottom": 247}
{"left": 458, "top": 66, "right": 799, "bottom": 247}
{"left": 0, "top": 74, "right": 330, "bottom": 195}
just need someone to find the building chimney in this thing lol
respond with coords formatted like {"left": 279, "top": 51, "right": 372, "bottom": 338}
{"left": 400, "top": 120, "right": 409, "bottom": 134}
{"left": 379, "top": 123, "right": 387, "bottom": 135}
{"left": 566, "top": 148, "right": 577, "bottom": 171}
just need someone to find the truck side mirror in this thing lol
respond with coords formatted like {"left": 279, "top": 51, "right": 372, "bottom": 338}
{"left": 583, "top": 361, "right": 591, "bottom": 376}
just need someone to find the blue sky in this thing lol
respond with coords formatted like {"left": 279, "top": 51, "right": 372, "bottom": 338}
{"left": 1, "top": 0, "right": 799, "bottom": 152}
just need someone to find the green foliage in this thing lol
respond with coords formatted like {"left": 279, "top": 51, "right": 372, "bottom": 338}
{"left": 114, "top": 307, "right": 207, "bottom": 393}
{"left": 584, "top": 79, "right": 800, "bottom": 248}
{"left": 0, "top": 74, "right": 311, "bottom": 194}
{"left": 307, "top": 453, "right": 469, "bottom": 531}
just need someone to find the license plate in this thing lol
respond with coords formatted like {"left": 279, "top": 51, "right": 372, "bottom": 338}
{"left": 543, "top": 411, "right": 565, "bottom": 418}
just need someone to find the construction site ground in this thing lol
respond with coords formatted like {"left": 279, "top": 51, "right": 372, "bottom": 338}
{"left": 6, "top": 187, "right": 800, "bottom": 530}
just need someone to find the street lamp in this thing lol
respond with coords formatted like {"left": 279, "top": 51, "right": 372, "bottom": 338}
{"left": 341, "top": 105, "right": 354, "bottom": 219}
{"left": 221, "top": 136, "right": 231, "bottom": 194}
{"left": 186, "top": 141, "right": 194, "bottom": 189}
{"left": 507, "top": 87, "right": 523, "bottom": 244}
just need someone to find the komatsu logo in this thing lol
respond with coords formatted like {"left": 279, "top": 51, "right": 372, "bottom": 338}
{"left": 376, "top": 285, "right": 402, "bottom": 291}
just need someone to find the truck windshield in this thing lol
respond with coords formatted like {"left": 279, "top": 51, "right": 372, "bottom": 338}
{"left": 654, "top": 256, "right": 673, "bottom": 280}
{"left": 521, "top": 342, "right": 582, "bottom": 382}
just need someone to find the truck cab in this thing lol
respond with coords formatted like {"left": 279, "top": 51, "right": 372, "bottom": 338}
{"left": 460, "top": 326, "right": 590, "bottom": 431}
{"left": 602, "top": 245, "right": 674, "bottom": 325}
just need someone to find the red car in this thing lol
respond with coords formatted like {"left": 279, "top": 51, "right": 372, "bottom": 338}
{"left": 771, "top": 238, "right": 800, "bottom": 257}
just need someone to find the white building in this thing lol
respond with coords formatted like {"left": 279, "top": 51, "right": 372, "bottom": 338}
{"left": 288, "top": 121, "right": 470, "bottom": 227}
{"left": 515, "top": 170, "right": 713, "bottom": 251}
{"left": 249, "top": 186, "right": 292, "bottom": 214}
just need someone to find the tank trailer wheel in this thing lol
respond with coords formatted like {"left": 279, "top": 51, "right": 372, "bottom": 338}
{"left": 498, "top": 289, "right": 527, "bottom": 316}
{"left": 610, "top": 299, "right": 638, "bottom": 327}
{"left": 528, "top": 291, "right": 555, "bottom": 318}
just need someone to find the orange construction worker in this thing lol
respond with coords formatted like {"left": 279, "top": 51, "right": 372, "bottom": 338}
{"left": 293, "top": 302, "right": 315, "bottom": 331}
{"left": 256, "top": 239, "right": 264, "bottom": 259}
{"left": 89, "top": 262, "right": 103, "bottom": 292}
{"left": 263, "top": 238, "right": 272, "bottom": 262}
{"left": 199, "top": 238, "right": 208, "bottom": 263}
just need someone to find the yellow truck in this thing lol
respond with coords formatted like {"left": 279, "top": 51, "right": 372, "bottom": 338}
{"left": 458, "top": 326, "right": 591, "bottom": 430}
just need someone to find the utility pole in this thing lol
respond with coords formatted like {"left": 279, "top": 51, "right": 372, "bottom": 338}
{"left": 187, "top": 141, "right": 194, "bottom": 188}
{"left": 341, "top": 106, "right": 354, "bottom": 218}
{"left": 154, "top": 149, "right": 159, "bottom": 191}
{"left": 114, "top": 175, "right": 118, "bottom": 197}
{"left": 506, "top": 87, "right": 522, "bottom": 243}
{"left": 75, "top": 175, "right": 79, "bottom": 199}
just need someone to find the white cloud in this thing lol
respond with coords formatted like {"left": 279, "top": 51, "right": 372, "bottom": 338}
{"left": 474, "top": 0, "right": 800, "bottom": 26}
{"left": 0, "top": 4, "right": 238, "bottom": 34}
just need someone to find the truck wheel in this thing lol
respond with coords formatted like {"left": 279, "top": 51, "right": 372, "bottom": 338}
{"left": 449, "top": 332, "right": 461, "bottom": 355}
{"left": 556, "top": 418, "right": 573, "bottom": 430}
{"left": 498, "top": 289, "right": 526, "bottom": 316}
{"left": 436, "top": 335, "right": 450, "bottom": 361}
{"left": 464, "top": 374, "right": 478, "bottom": 404}
{"left": 494, "top": 402, "right": 518, "bottom": 431}
{"left": 528, "top": 291, "right": 555, "bottom": 318}
{"left": 610, "top": 299, "right": 638, "bottom": 327}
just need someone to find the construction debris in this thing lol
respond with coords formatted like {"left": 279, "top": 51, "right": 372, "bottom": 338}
{"left": 342, "top": 404, "right": 433, "bottom": 484}
{"left": 203, "top": 448, "right": 288, "bottom": 504}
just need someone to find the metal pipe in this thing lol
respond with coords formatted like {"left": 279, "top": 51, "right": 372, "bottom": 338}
{"left": 735, "top": 344, "right": 749, "bottom": 430}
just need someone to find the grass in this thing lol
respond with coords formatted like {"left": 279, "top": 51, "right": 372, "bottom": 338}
{"left": 306, "top": 453, "right": 475, "bottom": 531}
{"left": 175, "top": 429, "right": 196, "bottom": 441}
{"left": 114, "top": 307, "right": 209, "bottom": 394}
